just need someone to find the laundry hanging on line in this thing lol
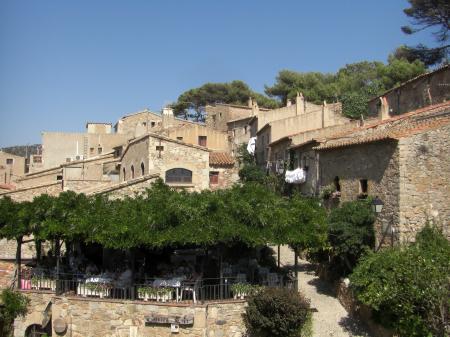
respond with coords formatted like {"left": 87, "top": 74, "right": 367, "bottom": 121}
{"left": 285, "top": 168, "right": 306, "bottom": 184}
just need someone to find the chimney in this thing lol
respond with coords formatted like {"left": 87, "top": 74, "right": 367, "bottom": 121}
{"left": 251, "top": 100, "right": 259, "bottom": 116}
{"left": 379, "top": 97, "right": 390, "bottom": 121}
{"left": 295, "top": 92, "right": 305, "bottom": 115}
{"left": 321, "top": 101, "right": 327, "bottom": 128}
{"left": 248, "top": 97, "right": 253, "bottom": 108}
{"left": 162, "top": 106, "right": 175, "bottom": 129}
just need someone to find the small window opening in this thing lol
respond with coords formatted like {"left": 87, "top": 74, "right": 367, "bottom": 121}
{"left": 198, "top": 136, "right": 207, "bottom": 147}
{"left": 209, "top": 171, "right": 219, "bottom": 184}
{"left": 151, "top": 121, "right": 156, "bottom": 127}
{"left": 359, "top": 179, "right": 368, "bottom": 199}
{"left": 97, "top": 147, "right": 103, "bottom": 154}
{"left": 244, "top": 126, "right": 248, "bottom": 134}
{"left": 142, "top": 122, "right": 147, "bottom": 126}
{"left": 131, "top": 165, "right": 135, "bottom": 179}
{"left": 334, "top": 176, "right": 341, "bottom": 192}
{"left": 66, "top": 158, "right": 71, "bottom": 163}
{"left": 56, "top": 175, "right": 63, "bottom": 181}
{"left": 89, "top": 147, "right": 95, "bottom": 155}
{"left": 141, "top": 162, "right": 145, "bottom": 176}
{"left": 6, "top": 158, "right": 13, "bottom": 165}
{"left": 156, "top": 145, "right": 164, "bottom": 151}
{"left": 177, "top": 137, "right": 183, "bottom": 141}
{"left": 123, "top": 168, "right": 126, "bottom": 181}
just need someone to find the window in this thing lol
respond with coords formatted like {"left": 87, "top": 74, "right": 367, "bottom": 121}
{"left": 165, "top": 168, "right": 192, "bottom": 184}
{"left": 6, "top": 158, "right": 13, "bottom": 165}
{"left": 198, "top": 136, "right": 207, "bottom": 147}
{"left": 177, "top": 137, "right": 183, "bottom": 141}
{"left": 33, "top": 156, "right": 42, "bottom": 163}
{"left": 123, "top": 168, "right": 126, "bottom": 181}
{"left": 209, "top": 171, "right": 219, "bottom": 184}
{"left": 334, "top": 176, "right": 341, "bottom": 192}
{"left": 151, "top": 122, "right": 156, "bottom": 127}
{"left": 156, "top": 145, "right": 164, "bottom": 151}
{"left": 142, "top": 122, "right": 147, "bottom": 126}
{"left": 131, "top": 165, "right": 135, "bottom": 179}
{"left": 66, "top": 158, "right": 71, "bottom": 163}
{"left": 97, "top": 147, "right": 103, "bottom": 155}
{"left": 359, "top": 179, "right": 368, "bottom": 199}
{"left": 56, "top": 175, "right": 63, "bottom": 181}
{"left": 244, "top": 126, "right": 248, "bottom": 134}
{"left": 141, "top": 162, "right": 145, "bottom": 176}
{"left": 90, "top": 147, "right": 95, "bottom": 155}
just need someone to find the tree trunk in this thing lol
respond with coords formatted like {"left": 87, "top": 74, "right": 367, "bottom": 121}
{"left": 16, "top": 236, "right": 23, "bottom": 289}
{"left": 35, "top": 240, "right": 42, "bottom": 263}
{"left": 294, "top": 248, "right": 298, "bottom": 291}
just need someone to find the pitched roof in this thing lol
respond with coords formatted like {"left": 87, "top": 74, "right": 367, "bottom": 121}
{"left": 209, "top": 152, "right": 235, "bottom": 166}
{"left": 368, "top": 64, "right": 449, "bottom": 102}
{"left": 314, "top": 101, "right": 450, "bottom": 150}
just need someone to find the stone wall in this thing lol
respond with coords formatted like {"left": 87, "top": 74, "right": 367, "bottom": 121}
{"left": 95, "top": 174, "right": 159, "bottom": 199}
{"left": 368, "top": 66, "right": 450, "bottom": 116}
{"left": 146, "top": 136, "right": 210, "bottom": 191}
{"left": 14, "top": 291, "right": 247, "bottom": 337}
{"left": 209, "top": 165, "right": 239, "bottom": 190}
{"left": 398, "top": 124, "right": 450, "bottom": 241}
{"left": 116, "top": 111, "right": 163, "bottom": 139}
{"left": 318, "top": 141, "right": 400, "bottom": 246}
{"left": 120, "top": 136, "right": 150, "bottom": 182}
{"left": 205, "top": 104, "right": 255, "bottom": 132}
{"left": 0, "top": 182, "right": 63, "bottom": 202}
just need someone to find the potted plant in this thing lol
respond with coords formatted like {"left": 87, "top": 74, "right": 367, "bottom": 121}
{"left": 31, "top": 276, "right": 56, "bottom": 291}
{"left": 78, "top": 282, "right": 112, "bottom": 298}
{"left": 231, "top": 283, "right": 262, "bottom": 299}
{"left": 156, "top": 287, "right": 173, "bottom": 302}
{"left": 137, "top": 286, "right": 159, "bottom": 301}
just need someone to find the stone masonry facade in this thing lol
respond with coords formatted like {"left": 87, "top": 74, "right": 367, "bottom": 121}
{"left": 14, "top": 291, "right": 247, "bottom": 337}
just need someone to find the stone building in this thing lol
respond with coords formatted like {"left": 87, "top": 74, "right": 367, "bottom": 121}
{"left": 314, "top": 101, "right": 450, "bottom": 245}
{"left": 368, "top": 64, "right": 450, "bottom": 117}
{"left": 0, "top": 150, "right": 26, "bottom": 184}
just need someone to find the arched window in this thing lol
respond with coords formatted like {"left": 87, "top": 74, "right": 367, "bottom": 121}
{"left": 123, "top": 168, "right": 126, "bottom": 181}
{"left": 165, "top": 168, "right": 192, "bottom": 183}
{"left": 131, "top": 165, "right": 135, "bottom": 179}
{"left": 141, "top": 162, "right": 145, "bottom": 176}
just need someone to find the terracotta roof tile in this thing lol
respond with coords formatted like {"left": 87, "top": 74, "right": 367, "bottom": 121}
{"left": 0, "top": 183, "right": 16, "bottom": 191}
{"left": 315, "top": 102, "right": 450, "bottom": 150}
{"left": 209, "top": 152, "right": 235, "bottom": 166}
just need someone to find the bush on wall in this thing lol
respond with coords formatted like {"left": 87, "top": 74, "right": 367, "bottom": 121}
{"left": 350, "top": 225, "right": 450, "bottom": 337}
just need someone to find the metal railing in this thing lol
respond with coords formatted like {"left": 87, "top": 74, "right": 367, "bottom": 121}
{"left": 19, "top": 273, "right": 297, "bottom": 304}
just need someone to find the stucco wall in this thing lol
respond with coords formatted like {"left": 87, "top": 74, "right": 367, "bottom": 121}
{"left": 319, "top": 141, "right": 400, "bottom": 246}
{"left": 0, "top": 151, "right": 26, "bottom": 184}
{"left": 398, "top": 124, "right": 450, "bottom": 240}
{"left": 166, "top": 124, "right": 230, "bottom": 152}
{"left": 14, "top": 292, "right": 247, "bottom": 337}
{"left": 42, "top": 132, "right": 126, "bottom": 169}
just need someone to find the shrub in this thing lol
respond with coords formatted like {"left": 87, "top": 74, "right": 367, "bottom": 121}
{"left": 350, "top": 225, "right": 450, "bottom": 337}
{"left": 327, "top": 200, "right": 375, "bottom": 277}
{"left": 0, "top": 289, "right": 29, "bottom": 336}
{"left": 244, "top": 287, "right": 310, "bottom": 337}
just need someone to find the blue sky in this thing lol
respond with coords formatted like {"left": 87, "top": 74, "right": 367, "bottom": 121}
{"left": 0, "top": 0, "right": 436, "bottom": 147}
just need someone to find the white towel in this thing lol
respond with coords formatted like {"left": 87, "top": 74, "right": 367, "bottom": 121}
{"left": 285, "top": 168, "right": 306, "bottom": 184}
{"left": 247, "top": 137, "right": 256, "bottom": 154}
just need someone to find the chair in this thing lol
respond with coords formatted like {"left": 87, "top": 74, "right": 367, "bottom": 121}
{"left": 236, "top": 273, "right": 247, "bottom": 284}
{"left": 181, "top": 279, "right": 201, "bottom": 303}
{"left": 267, "top": 273, "right": 279, "bottom": 287}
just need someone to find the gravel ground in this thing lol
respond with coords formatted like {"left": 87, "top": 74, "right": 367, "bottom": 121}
{"left": 296, "top": 260, "right": 373, "bottom": 337}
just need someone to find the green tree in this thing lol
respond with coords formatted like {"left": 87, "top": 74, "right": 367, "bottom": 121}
{"left": 0, "top": 198, "right": 35, "bottom": 288}
{"left": 398, "top": 0, "right": 449, "bottom": 66}
{"left": 172, "top": 80, "right": 279, "bottom": 121}
{"left": 0, "top": 289, "right": 29, "bottom": 337}
{"left": 327, "top": 200, "right": 375, "bottom": 277}
{"left": 350, "top": 225, "right": 450, "bottom": 337}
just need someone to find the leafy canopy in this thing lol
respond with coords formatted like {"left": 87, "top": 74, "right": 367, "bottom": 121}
{"left": 172, "top": 80, "right": 279, "bottom": 121}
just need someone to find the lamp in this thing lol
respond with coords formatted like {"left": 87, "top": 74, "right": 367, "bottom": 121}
{"left": 371, "top": 196, "right": 384, "bottom": 214}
